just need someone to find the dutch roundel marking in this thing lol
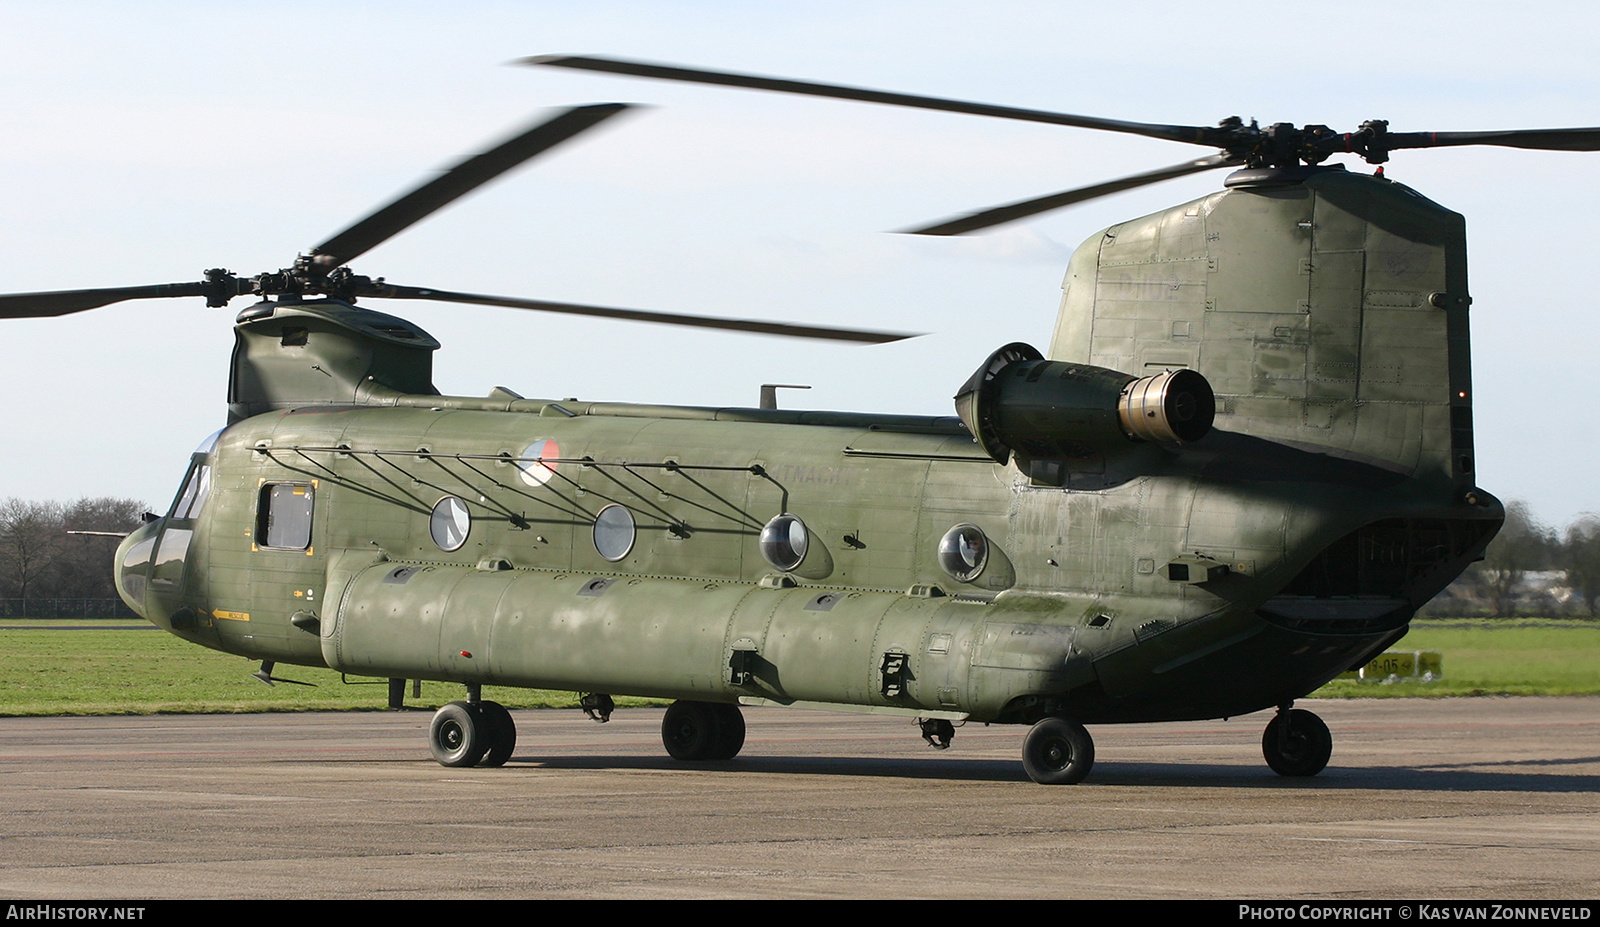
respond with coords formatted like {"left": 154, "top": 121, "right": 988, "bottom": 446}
{"left": 517, "top": 438, "right": 559, "bottom": 487}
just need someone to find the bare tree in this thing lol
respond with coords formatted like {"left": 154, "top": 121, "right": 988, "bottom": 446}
{"left": 59, "top": 497, "right": 149, "bottom": 598}
{"left": 0, "top": 499, "right": 64, "bottom": 599}
{"left": 1467, "top": 500, "right": 1557, "bottom": 617}
{"left": 0, "top": 497, "right": 148, "bottom": 602}
{"left": 1564, "top": 514, "right": 1600, "bottom": 618}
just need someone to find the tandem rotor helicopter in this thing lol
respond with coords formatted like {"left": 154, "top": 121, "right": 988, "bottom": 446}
{"left": 7, "top": 55, "right": 1596, "bottom": 783}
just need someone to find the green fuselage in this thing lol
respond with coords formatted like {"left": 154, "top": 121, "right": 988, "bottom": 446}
{"left": 115, "top": 167, "right": 1503, "bottom": 727}
{"left": 115, "top": 393, "right": 1492, "bottom": 725}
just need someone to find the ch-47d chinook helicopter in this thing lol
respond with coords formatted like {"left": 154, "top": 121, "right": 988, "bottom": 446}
{"left": 6, "top": 56, "right": 1596, "bottom": 785}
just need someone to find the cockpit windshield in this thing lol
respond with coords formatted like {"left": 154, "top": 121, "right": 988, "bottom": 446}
{"left": 166, "top": 429, "right": 223, "bottom": 521}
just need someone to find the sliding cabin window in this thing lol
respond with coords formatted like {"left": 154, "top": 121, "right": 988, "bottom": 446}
{"left": 256, "top": 482, "right": 315, "bottom": 551}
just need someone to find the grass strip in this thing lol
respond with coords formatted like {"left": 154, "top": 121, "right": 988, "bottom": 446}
{"left": 1, "top": 617, "right": 1595, "bottom": 714}
{"left": 0, "top": 622, "right": 648, "bottom": 715}
{"left": 1313, "top": 618, "right": 1600, "bottom": 697}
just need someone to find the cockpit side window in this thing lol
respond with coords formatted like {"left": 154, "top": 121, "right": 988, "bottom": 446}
{"left": 256, "top": 482, "right": 315, "bottom": 550}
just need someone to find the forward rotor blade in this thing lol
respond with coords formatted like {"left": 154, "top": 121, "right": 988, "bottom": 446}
{"left": 906, "top": 154, "right": 1238, "bottom": 236}
{"left": 525, "top": 55, "right": 1223, "bottom": 148}
{"left": 360, "top": 282, "right": 918, "bottom": 343}
{"left": 0, "top": 281, "right": 227, "bottom": 319}
{"left": 1382, "top": 127, "right": 1600, "bottom": 153}
{"left": 313, "top": 103, "right": 632, "bottom": 267}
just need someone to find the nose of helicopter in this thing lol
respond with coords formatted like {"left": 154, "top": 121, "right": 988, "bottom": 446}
{"left": 113, "top": 519, "right": 160, "bottom": 622}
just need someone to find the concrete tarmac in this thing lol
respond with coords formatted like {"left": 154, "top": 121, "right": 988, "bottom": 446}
{"left": 0, "top": 698, "right": 1597, "bottom": 899}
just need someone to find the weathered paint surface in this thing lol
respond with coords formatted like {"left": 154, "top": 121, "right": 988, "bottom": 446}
{"left": 116, "top": 169, "right": 1503, "bottom": 727}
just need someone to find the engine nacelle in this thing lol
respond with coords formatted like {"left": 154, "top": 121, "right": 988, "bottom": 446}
{"left": 953, "top": 342, "right": 1214, "bottom": 465}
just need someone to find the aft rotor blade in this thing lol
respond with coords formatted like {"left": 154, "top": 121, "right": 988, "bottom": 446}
{"left": 0, "top": 280, "right": 240, "bottom": 319}
{"left": 525, "top": 55, "right": 1223, "bottom": 148}
{"left": 313, "top": 103, "right": 633, "bottom": 267}
{"left": 906, "top": 154, "right": 1238, "bottom": 236}
{"left": 361, "top": 282, "right": 918, "bottom": 343}
{"left": 1382, "top": 127, "right": 1600, "bottom": 153}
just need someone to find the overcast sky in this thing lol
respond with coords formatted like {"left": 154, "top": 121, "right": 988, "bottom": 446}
{"left": 3, "top": 1, "right": 1598, "bottom": 530}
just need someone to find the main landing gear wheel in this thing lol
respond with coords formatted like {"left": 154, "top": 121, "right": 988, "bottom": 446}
{"left": 429, "top": 701, "right": 487, "bottom": 768}
{"left": 1262, "top": 707, "right": 1332, "bottom": 777}
{"left": 661, "top": 700, "right": 745, "bottom": 761}
{"left": 709, "top": 703, "right": 745, "bottom": 760}
{"left": 1021, "top": 717, "right": 1095, "bottom": 784}
{"left": 476, "top": 700, "right": 517, "bottom": 768}
{"left": 428, "top": 700, "right": 518, "bottom": 768}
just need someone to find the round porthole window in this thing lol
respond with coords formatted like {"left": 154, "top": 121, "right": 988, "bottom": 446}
{"left": 430, "top": 496, "right": 471, "bottom": 552}
{"left": 759, "top": 513, "right": 809, "bottom": 572}
{"left": 593, "top": 504, "right": 636, "bottom": 562}
{"left": 938, "top": 524, "right": 988, "bottom": 583}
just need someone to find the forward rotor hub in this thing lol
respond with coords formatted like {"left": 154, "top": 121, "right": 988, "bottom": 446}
{"left": 1212, "top": 118, "right": 1392, "bottom": 168}
{"left": 251, "top": 257, "right": 378, "bottom": 305}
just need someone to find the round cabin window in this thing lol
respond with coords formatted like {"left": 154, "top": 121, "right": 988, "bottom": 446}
{"left": 938, "top": 524, "right": 988, "bottom": 583}
{"left": 593, "top": 504, "right": 636, "bottom": 562}
{"left": 759, "top": 513, "right": 809, "bottom": 572}
{"left": 430, "top": 496, "right": 471, "bottom": 552}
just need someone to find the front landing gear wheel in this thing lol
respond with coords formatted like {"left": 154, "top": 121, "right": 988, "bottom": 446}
{"left": 429, "top": 701, "right": 486, "bottom": 768}
{"left": 1262, "top": 708, "right": 1332, "bottom": 777}
{"left": 1021, "top": 717, "right": 1095, "bottom": 784}
{"left": 476, "top": 700, "right": 516, "bottom": 768}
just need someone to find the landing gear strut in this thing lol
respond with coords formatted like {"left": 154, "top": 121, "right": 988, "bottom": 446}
{"left": 1021, "top": 717, "right": 1095, "bottom": 784}
{"left": 661, "top": 700, "right": 745, "bottom": 761}
{"left": 580, "top": 692, "right": 615, "bottom": 723}
{"left": 1261, "top": 704, "right": 1332, "bottom": 777}
{"left": 919, "top": 717, "right": 955, "bottom": 749}
{"left": 428, "top": 699, "right": 517, "bottom": 768}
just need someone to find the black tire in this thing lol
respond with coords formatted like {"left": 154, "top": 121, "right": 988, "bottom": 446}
{"left": 476, "top": 700, "right": 516, "bottom": 768}
{"left": 430, "top": 701, "right": 487, "bottom": 768}
{"left": 1262, "top": 708, "right": 1332, "bottom": 777}
{"left": 662, "top": 701, "right": 720, "bottom": 761}
{"left": 1021, "top": 717, "right": 1095, "bottom": 784}
{"left": 708, "top": 703, "right": 746, "bottom": 760}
